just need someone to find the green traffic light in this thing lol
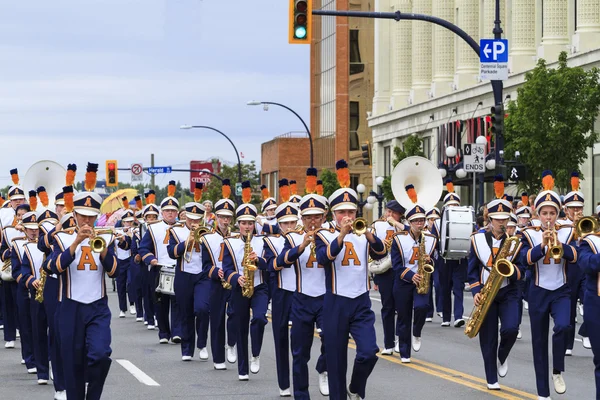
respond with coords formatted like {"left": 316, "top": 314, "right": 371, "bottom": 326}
{"left": 295, "top": 26, "right": 307, "bottom": 39}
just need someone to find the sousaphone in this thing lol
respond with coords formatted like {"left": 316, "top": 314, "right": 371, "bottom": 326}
{"left": 22, "top": 161, "right": 67, "bottom": 210}
{"left": 390, "top": 156, "right": 443, "bottom": 211}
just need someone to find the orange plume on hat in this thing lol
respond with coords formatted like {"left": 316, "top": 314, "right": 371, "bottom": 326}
{"left": 521, "top": 192, "right": 528, "bottom": 206}
{"left": 541, "top": 170, "right": 554, "bottom": 191}
{"left": 122, "top": 196, "right": 129, "bottom": 209}
{"left": 316, "top": 180, "right": 324, "bottom": 196}
{"left": 37, "top": 187, "right": 49, "bottom": 208}
{"left": 135, "top": 195, "right": 142, "bottom": 210}
{"left": 84, "top": 163, "right": 98, "bottom": 192}
{"left": 306, "top": 168, "right": 317, "bottom": 194}
{"left": 63, "top": 186, "right": 74, "bottom": 213}
{"left": 335, "top": 160, "right": 350, "bottom": 188}
{"left": 221, "top": 179, "right": 231, "bottom": 200}
{"left": 494, "top": 175, "right": 504, "bottom": 199}
{"left": 28, "top": 190, "right": 38, "bottom": 211}
{"left": 194, "top": 183, "right": 203, "bottom": 203}
{"left": 260, "top": 185, "right": 270, "bottom": 200}
{"left": 290, "top": 180, "right": 298, "bottom": 196}
{"left": 405, "top": 185, "right": 417, "bottom": 204}
{"left": 10, "top": 168, "right": 19, "bottom": 185}
{"left": 445, "top": 178, "right": 454, "bottom": 194}
{"left": 167, "top": 180, "right": 176, "bottom": 197}
{"left": 66, "top": 164, "right": 77, "bottom": 186}
{"left": 279, "top": 179, "right": 290, "bottom": 203}
{"left": 0, "top": 195, "right": 5, "bottom": 207}
{"left": 147, "top": 190, "right": 156, "bottom": 205}
{"left": 571, "top": 172, "right": 580, "bottom": 192}
{"left": 241, "top": 181, "right": 252, "bottom": 204}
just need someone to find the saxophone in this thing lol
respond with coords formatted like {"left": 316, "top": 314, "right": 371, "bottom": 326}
{"left": 416, "top": 232, "right": 435, "bottom": 295}
{"left": 241, "top": 233, "right": 257, "bottom": 298}
{"left": 464, "top": 234, "right": 520, "bottom": 338}
{"left": 35, "top": 269, "right": 47, "bottom": 303}
{"left": 221, "top": 227, "right": 232, "bottom": 290}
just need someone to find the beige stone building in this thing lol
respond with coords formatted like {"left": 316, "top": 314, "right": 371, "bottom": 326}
{"left": 369, "top": 0, "right": 600, "bottom": 216}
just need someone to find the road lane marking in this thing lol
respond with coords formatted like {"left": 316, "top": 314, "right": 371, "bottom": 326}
{"left": 116, "top": 359, "right": 160, "bottom": 386}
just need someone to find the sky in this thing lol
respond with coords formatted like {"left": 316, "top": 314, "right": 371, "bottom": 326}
{"left": 0, "top": 0, "right": 310, "bottom": 191}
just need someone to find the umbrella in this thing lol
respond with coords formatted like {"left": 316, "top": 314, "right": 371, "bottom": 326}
{"left": 100, "top": 188, "right": 139, "bottom": 214}
{"left": 107, "top": 208, "right": 127, "bottom": 226}
{"left": 96, "top": 213, "right": 108, "bottom": 227}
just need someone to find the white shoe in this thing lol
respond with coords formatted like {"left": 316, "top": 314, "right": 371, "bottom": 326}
{"left": 425, "top": 317, "right": 433, "bottom": 322}
{"left": 144, "top": 321, "right": 148, "bottom": 325}
{"left": 226, "top": 345, "right": 237, "bottom": 363}
{"left": 198, "top": 347, "right": 209, "bottom": 361}
{"left": 318, "top": 372, "right": 329, "bottom": 396}
{"left": 54, "top": 390, "right": 67, "bottom": 400}
{"left": 347, "top": 386, "right": 360, "bottom": 400}
{"left": 21, "top": 359, "right": 25, "bottom": 365}
{"left": 16, "top": 329, "right": 20, "bottom": 338}
{"left": 28, "top": 367, "right": 37, "bottom": 374}
{"left": 288, "top": 320, "right": 292, "bottom": 327}
{"left": 394, "top": 339, "right": 400, "bottom": 353}
{"left": 0, "top": 324, "right": 3, "bottom": 329}
{"left": 316, "top": 328, "right": 322, "bottom": 334}
{"left": 464, "top": 282, "right": 470, "bottom": 292}
{"left": 5, "top": 341, "right": 15, "bottom": 349}
{"left": 130, "top": 305, "right": 136, "bottom": 315}
{"left": 159, "top": 338, "right": 168, "bottom": 344}
{"left": 136, "top": 317, "right": 143, "bottom": 322}
{"left": 552, "top": 373, "right": 566, "bottom": 394}
{"left": 412, "top": 336, "right": 421, "bottom": 352}
{"left": 214, "top": 362, "right": 226, "bottom": 370}
{"left": 171, "top": 336, "right": 181, "bottom": 344}
{"left": 181, "top": 356, "right": 192, "bottom": 361}
{"left": 565, "top": 349, "right": 572, "bottom": 356}
{"left": 238, "top": 374, "right": 249, "bottom": 381}
{"left": 279, "top": 388, "right": 291, "bottom": 397}
{"left": 401, "top": 358, "right": 411, "bottom": 363}
{"left": 436, "top": 312, "right": 442, "bottom": 318}
{"left": 454, "top": 319, "right": 465, "bottom": 328}
{"left": 582, "top": 337, "right": 591, "bottom": 349}
{"left": 498, "top": 359, "right": 508, "bottom": 378}
{"left": 250, "top": 356, "right": 260, "bottom": 374}
{"left": 119, "top": 311, "right": 126, "bottom": 318}
{"left": 524, "top": 301, "right": 529, "bottom": 310}
{"left": 147, "top": 325, "right": 155, "bottom": 330}
{"left": 538, "top": 397, "right": 552, "bottom": 400}
{"left": 380, "top": 348, "right": 393, "bottom": 355}
{"left": 487, "top": 382, "right": 501, "bottom": 390}
{"left": 578, "top": 302, "right": 584, "bottom": 316}
{"left": 38, "top": 379, "right": 48, "bottom": 385}
{"left": 517, "top": 330, "right": 522, "bottom": 340}
{"left": 441, "top": 321, "right": 450, "bottom": 327}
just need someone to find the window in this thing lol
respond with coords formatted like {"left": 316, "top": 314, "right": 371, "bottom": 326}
{"left": 272, "top": 171, "right": 278, "bottom": 201}
{"left": 422, "top": 137, "right": 431, "bottom": 160}
{"left": 349, "top": 101, "right": 360, "bottom": 151}
{"left": 384, "top": 146, "right": 391, "bottom": 176}
{"left": 349, "top": 30, "right": 364, "bottom": 75}
{"left": 318, "top": 1, "right": 337, "bottom": 138}
{"left": 350, "top": 174, "right": 360, "bottom": 192}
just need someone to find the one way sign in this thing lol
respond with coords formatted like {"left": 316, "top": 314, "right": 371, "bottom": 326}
{"left": 480, "top": 39, "right": 508, "bottom": 80}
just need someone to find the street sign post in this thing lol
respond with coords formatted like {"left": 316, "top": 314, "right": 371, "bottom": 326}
{"left": 463, "top": 144, "right": 485, "bottom": 173}
{"left": 147, "top": 166, "right": 172, "bottom": 174}
{"left": 479, "top": 39, "right": 508, "bottom": 80}
{"left": 131, "top": 163, "right": 143, "bottom": 182}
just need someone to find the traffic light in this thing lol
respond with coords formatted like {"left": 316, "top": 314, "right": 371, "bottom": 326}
{"left": 361, "top": 142, "right": 371, "bottom": 166}
{"left": 289, "top": 0, "right": 312, "bottom": 44}
{"left": 490, "top": 105, "right": 504, "bottom": 136}
{"left": 106, "top": 160, "right": 118, "bottom": 187}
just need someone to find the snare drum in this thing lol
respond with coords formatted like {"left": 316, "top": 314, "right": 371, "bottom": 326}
{"left": 1, "top": 261, "right": 15, "bottom": 282}
{"left": 155, "top": 264, "right": 176, "bottom": 295}
{"left": 440, "top": 206, "right": 475, "bottom": 260}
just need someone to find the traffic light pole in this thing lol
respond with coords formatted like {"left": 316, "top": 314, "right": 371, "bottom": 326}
{"left": 313, "top": 2, "right": 505, "bottom": 172}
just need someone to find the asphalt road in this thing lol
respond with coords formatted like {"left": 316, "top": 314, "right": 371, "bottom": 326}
{"left": 0, "top": 286, "right": 595, "bottom": 400}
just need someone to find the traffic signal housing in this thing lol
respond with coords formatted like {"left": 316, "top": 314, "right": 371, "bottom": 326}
{"left": 289, "top": 0, "right": 312, "bottom": 44}
{"left": 361, "top": 142, "right": 371, "bottom": 166}
{"left": 106, "top": 160, "right": 118, "bottom": 187}
{"left": 490, "top": 105, "right": 504, "bottom": 136}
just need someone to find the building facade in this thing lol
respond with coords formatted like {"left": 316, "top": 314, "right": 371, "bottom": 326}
{"left": 369, "top": 0, "right": 600, "bottom": 215}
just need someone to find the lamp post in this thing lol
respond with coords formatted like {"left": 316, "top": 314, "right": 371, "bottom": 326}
{"left": 370, "top": 175, "right": 386, "bottom": 218}
{"left": 247, "top": 100, "right": 314, "bottom": 168}
{"left": 357, "top": 184, "right": 367, "bottom": 217}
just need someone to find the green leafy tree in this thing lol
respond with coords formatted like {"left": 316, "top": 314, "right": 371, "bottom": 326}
{"left": 319, "top": 169, "right": 340, "bottom": 199}
{"left": 203, "top": 161, "right": 261, "bottom": 205}
{"left": 505, "top": 51, "right": 600, "bottom": 193}
{"left": 381, "top": 134, "right": 425, "bottom": 201}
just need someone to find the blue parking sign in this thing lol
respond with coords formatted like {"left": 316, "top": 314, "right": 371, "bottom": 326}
{"left": 480, "top": 39, "right": 508, "bottom": 63}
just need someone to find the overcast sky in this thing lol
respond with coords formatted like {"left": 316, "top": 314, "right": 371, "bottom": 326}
{"left": 0, "top": 0, "right": 310, "bottom": 191}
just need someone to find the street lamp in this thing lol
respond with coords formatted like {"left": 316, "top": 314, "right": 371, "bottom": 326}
{"left": 356, "top": 183, "right": 367, "bottom": 217}
{"left": 247, "top": 100, "right": 314, "bottom": 168}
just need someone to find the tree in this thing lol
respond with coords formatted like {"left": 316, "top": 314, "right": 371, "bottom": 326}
{"left": 203, "top": 161, "right": 261, "bottom": 205}
{"left": 381, "top": 134, "right": 425, "bottom": 201}
{"left": 504, "top": 51, "right": 600, "bottom": 193}
{"left": 319, "top": 169, "right": 340, "bottom": 199}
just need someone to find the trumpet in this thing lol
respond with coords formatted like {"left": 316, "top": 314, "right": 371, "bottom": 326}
{"left": 547, "top": 222, "right": 564, "bottom": 261}
{"left": 90, "top": 228, "right": 114, "bottom": 253}
{"left": 352, "top": 218, "right": 368, "bottom": 236}
{"left": 575, "top": 214, "right": 599, "bottom": 238}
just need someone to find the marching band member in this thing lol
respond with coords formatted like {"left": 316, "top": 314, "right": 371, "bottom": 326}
{"left": 202, "top": 179, "right": 238, "bottom": 367}
{"left": 371, "top": 200, "right": 405, "bottom": 355}
{"left": 277, "top": 188, "right": 330, "bottom": 399}
{"left": 289, "top": 180, "right": 302, "bottom": 204}
{"left": 125, "top": 196, "right": 144, "bottom": 321}
{"left": 259, "top": 185, "right": 278, "bottom": 235}
{"left": 222, "top": 181, "right": 269, "bottom": 381}
{"left": 263, "top": 197, "right": 300, "bottom": 397}
{"left": 507, "top": 213, "right": 518, "bottom": 236}
{"left": 50, "top": 163, "right": 117, "bottom": 400}
{"left": 515, "top": 196, "right": 533, "bottom": 318}
{"left": 138, "top": 196, "right": 159, "bottom": 329}
{"left": 467, "top": 179, "right": 523, "bottom": 391}
{"left": 519, "top": 170, "right": 576, "bottom": 399}
{"left": 425, "top": 207, "right": 442, "bottom": 323}
{"left": 573, "top": 228, "right": 600, "bottom": 399}
{"left": 562, "top": 172, "right": 590, "bottom": 355}
{"left": 115, "top": 200, "right": 135, "bottom": 318}
{"left": 168, "top": 195, "right": 211, "bottom": 362}
{"left": 19, "top": 211, "right": 51, "bottom": 385}
{"left": 390, "top": 185, "right": 437, "bottom": 363}
{"left": 314, "top": 160, "right": 385, "bottom": 400}
{"left": 139, "top": 182, "right": 183, "bottom": 343}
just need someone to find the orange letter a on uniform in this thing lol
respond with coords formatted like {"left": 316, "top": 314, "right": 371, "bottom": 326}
{"left": 77, "top": 247, "right": 99, "bottom": 271}
{"left": 341, "top": 242, "right": 361, "bottom": 266}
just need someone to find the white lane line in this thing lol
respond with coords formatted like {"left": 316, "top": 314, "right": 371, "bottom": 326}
{"left": 370, "top": 296, "right": 381, "bottom": 302}
{"left": 116, "top": 359, "right": 160, "bottom": 386}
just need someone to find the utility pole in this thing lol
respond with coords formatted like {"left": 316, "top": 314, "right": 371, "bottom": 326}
{"left": 150, "top": 153, "right": 155, "bottom": 189}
